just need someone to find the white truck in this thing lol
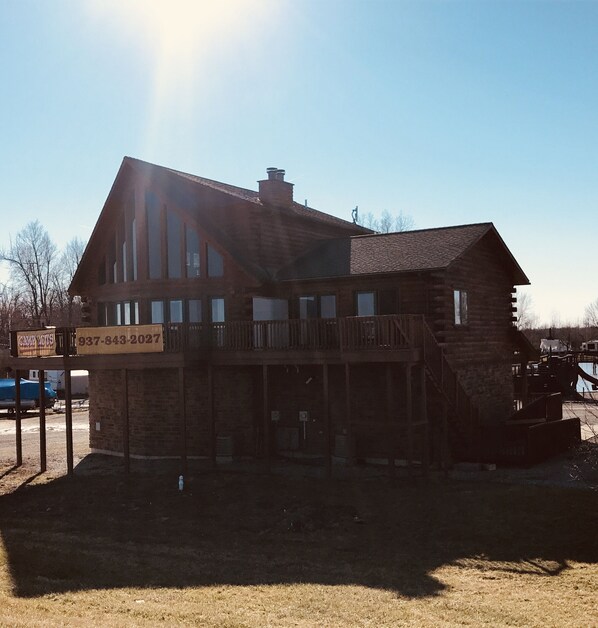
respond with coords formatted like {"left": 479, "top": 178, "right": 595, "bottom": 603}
{"left": 28, "top": 369, "right": 89, "bottom": 398}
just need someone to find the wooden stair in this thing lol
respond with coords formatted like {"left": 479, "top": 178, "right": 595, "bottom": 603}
{"left": 394, "top": 316, "right": 480, "bottom": 460}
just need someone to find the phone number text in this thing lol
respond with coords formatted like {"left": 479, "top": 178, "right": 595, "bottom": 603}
{"left": 77, "top": 333, "right": 162, "bottom": 347}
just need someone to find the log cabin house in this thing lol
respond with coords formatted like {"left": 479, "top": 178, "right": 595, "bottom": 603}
{"left": 10, "top": 157, "right": 534, "bottom": 472}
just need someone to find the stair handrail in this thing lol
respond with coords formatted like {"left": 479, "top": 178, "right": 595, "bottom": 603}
{"left": 394, "top": 315, "right": 479, "bottom": 443}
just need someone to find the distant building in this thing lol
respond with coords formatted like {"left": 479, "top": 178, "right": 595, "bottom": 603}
{"left": 540, "top": 338, "right": 569, "bottom": 354}
{"left": 581, "top": 340, "right": 598, "bottom": 352}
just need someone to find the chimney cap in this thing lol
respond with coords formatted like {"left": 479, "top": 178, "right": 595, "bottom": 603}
{"left": 266, "top": 167, "right": 277, "bottom": 180}
{"left": 275, "top": 169, "right": 285, "bottom": 181}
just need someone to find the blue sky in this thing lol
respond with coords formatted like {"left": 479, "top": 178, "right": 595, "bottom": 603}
{"left": 1, "top": 0, "right": 597, "bottom": 325}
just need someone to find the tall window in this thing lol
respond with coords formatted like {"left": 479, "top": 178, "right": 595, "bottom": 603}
{"left": 124, "top": 302, "right": 131, "bottom": 325}
{"left": 210, "top": 297, "right": 226, "bottom": 347}
{"left": 298, "top": 295, "right": 336, "bottom": 319}
{"left": 253, "top": 297, "right": 289, "bottom": 321}
{"left": 185, "top": 226, "right": 200, "bottom": 277}
{"left": 207, "top": 244, "right": 224, "bottom": 277}
{"left": 131, "top": 217, "right": 138, "bottom": 281}
{"left": 299, "top": 296, "right": 317, "bottom": 319}
{"left": 122, "top": 240, "right": 127, "bottom": 283}
{"left": 151, "top": 300, "right": 164, "bottom": 324}
{"left": 211, "top": 297, "right": 225, "bottom": 322}
{"left": 188, "top": 299, "right": 202, "bottom": 323}
{"left": 169, "top": 299, "right": 183, "bottom": 323}
{"left": 107, "top": 236, "right": 116, "bottom": 284}
{"left": 320, "top": 295, "right": 336, "bottom": 318}
{"left": 454, "top": 290, "right": 468, "bottom": 326}
{"left": 125, "top": 191, "right": 137, "bottom": 282}
{"left": 356, "top": 291, "right": 376, "bottom": 316}
{"left": 98, "top": 258, "right": 106, "bottom": 285}
{"left": 116, "top": 214, "right": 125, "bottom": 283}
{"left": 167, "top": 208, "right": 182, "bottom": 278}
{"left": 146, "top": 191, "right": 162, "bottom": 279}
{"left": 97, "top": 303, "right": 108, "bottom": 325}
{"left": 97, "top": 301, "right": 139, "bottom": 326}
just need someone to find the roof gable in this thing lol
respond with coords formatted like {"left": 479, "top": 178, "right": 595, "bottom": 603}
{"left": 127, "top": 157, "right": 364, "bottom": 231}
{"left": 277, "top": 223, "right": 529, "bottom": 285}
{"left": 70, "top": 157, "right": 368, "bottom": 293}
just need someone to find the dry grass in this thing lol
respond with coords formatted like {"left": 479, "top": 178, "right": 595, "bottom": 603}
{"left": 0, "top": 457, "right": 597, "bottom": 627}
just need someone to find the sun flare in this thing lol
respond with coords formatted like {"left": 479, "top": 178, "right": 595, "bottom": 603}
{"left": 91, "top": 0, "right": 274, "bottom": 68}
{"left": 137, "top": 0, "right": 255, "bottom": 59}
{"left": 89, "top": 0, "right": 279, "bottom": 151}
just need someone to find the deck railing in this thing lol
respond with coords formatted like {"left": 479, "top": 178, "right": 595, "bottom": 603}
{"left": 10, "top": 314, "right": 479, "bottom": 451}
{"left": 163, "top": 315, "right": 421, "bottom": 353}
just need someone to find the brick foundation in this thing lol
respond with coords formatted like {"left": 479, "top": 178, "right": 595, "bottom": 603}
{"left": 88, "top": 359, "right": 513, "bottom": 460}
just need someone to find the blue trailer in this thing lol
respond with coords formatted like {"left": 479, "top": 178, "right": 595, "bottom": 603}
{"left": 0, "top": 378, "right": 57, "bottom": 414}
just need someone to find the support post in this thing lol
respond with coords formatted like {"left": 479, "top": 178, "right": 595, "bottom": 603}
{"left": 386, "top": 364, "right": 395, "bottom": 476}
{"left": 344, "top": 363, "right": 353, "bottom": 465}
{"left": 262, "top": 364, "right": 270, "bottom": 471}
{"left": 405, "top": 364, "right": 413, "bottom": 475}
{"left": 208, "top": 365, "right": 216, "bottom": 468}
{"left": 121, "top": 369, "right": 130, "bottom": 473}
{"left": 441, "top": 399, "right": 449, "bottom": 474}
{"left": 178, "top": 367, "right": 187, "bottom": 475}
{"left": 420, "top": 364, "right": 429, "bottom": 479}
{"left": 15, "top": 370, "right": 22, "bottom": 467}
{"left": 39, "top": 370, "right": 47, "bottom": 473}
{"left": 323, "top": 363, "right": 331, "bottom": 478}
{"left": 64, "top": 367, "right": 74, "bottom": 475}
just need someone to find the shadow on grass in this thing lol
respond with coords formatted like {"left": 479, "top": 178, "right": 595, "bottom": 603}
{"left": 1, "top": 454, "right": 597, "bottom": 599}
{"left": 0, "top": 466, "right": 19, "bottom": 481}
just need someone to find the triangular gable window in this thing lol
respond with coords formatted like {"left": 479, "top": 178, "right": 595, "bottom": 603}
{"left": 97, "top": 189, "right": 227, "bottom": 284}
{"left": 207, "top": 244, "right": 224, "bottom": 277}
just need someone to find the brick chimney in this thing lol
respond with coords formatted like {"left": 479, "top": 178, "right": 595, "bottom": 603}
{"left": 258, "top": 167, "right": 294, "bottom": 208}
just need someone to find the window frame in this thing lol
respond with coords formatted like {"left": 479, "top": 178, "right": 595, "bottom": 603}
{"left": 210, "top": 296, "right": 226, "bottom": 323}
{"left": 454, "top": 289, "right": 469, "bottom": 326}
{"left": 206, "top": 243, "right": 224, "bottom": 278}
{"left": 356, "top": 291, "right": 376, "bottom": 317}
{"left": 298, "top": 294, "right": 337, "bottom": 319}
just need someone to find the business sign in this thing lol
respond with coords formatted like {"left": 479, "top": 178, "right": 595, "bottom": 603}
{"left": 16, "top": 329, "right": 57, "bottom": 357}
{"left": 75, "top": 325, "right": 164, "bottom": 355}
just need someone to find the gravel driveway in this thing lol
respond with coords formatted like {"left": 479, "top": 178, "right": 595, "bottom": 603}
{"left": 0, "top": 405, "right": 90, "bottom": 494}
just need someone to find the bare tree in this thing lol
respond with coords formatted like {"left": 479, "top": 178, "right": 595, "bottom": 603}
{"left": 0, "top": 283, "right": 25, "bottom": 348}
{"left": 392, "top": 210, "right": 415, "bottom": 232}
{"left": 358, "top": 211, "right": 378, "bottom": 231}
{"left": 378, "top": 210, "right": 394, "bottom": 233}
{"left": 516, "top": 291, "right": 539, "bottom": 330}
{"left": 0, "top": 221, "right": 59, "bottom": 327}
{"left": 584, "top": 297, "right": 598, "bottom": 330}
{"left": 358, "top": 209, "right": 415, "bottom": 233}
{"left": 53, "top": 237, "right": 86, "bottom": 326}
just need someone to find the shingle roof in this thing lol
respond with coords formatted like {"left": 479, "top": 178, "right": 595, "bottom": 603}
{"left": 127, "top": 157, "right": 358, "bottom": 230}
{"left": 277, "top": 223, "right": 529, "bottom": 284}
{"left": 70, "top": 157, "right": 368, "bottom": 292}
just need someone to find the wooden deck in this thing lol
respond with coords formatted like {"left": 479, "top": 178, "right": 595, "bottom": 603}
{"left": 5, "top": 313, "right": 481, "bottom": 477}
{"left": 8, "top": 315, "right": 425, "bottom": 369}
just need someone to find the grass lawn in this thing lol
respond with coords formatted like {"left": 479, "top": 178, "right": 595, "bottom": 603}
{"left": 0, "top": 457, "right": 597, "bottom": 627}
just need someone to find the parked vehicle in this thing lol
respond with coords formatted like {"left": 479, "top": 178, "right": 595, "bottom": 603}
{"left": 28, "top": 369, "right": 89, "bottom": 398}
{"left": 0, "top": 378, "right": 57, "bottom": 414}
